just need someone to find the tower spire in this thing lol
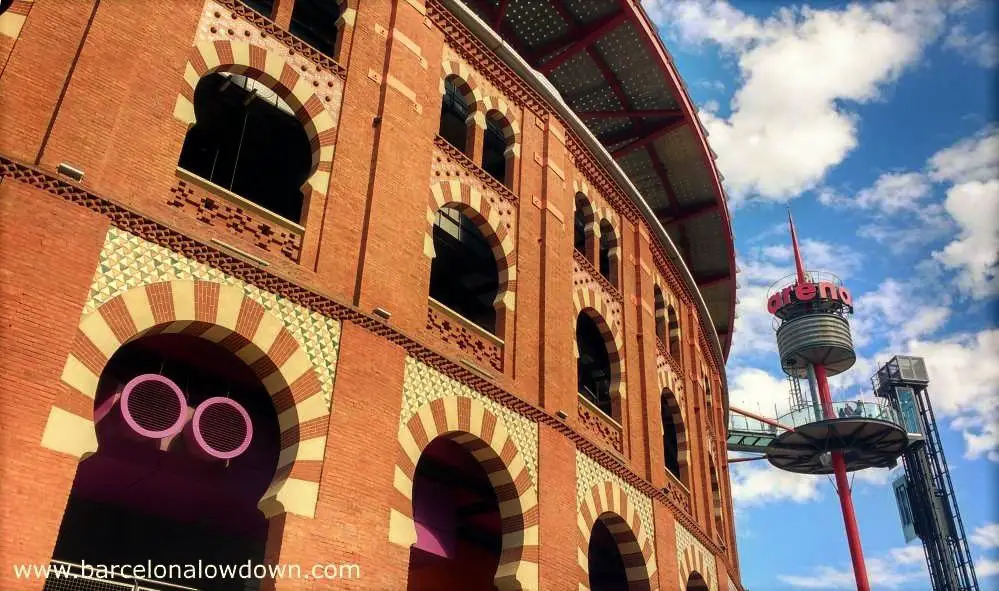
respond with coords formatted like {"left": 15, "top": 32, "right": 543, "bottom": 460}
{"left": 788, "top": 207, "right": 807, "bottom": 285}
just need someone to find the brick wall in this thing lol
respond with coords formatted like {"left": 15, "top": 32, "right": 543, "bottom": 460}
{"left": 0, "top": 0, "right": 740, "bottom": 588}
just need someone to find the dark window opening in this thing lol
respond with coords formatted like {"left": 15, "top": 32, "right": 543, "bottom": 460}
{"left": 430, "top": 207, "right": 499, "bottom": 334}
{"left": 178, "top": 73, "right": 312, "bottom": 223}
{"left": 662, "top": 397, "right": 681, "bottom": 481}
{"left": 654, "top": 286, "right": 667, "bottom": 344}
{"left": 290, "top": 0, "right": 342, "bottom": 58}
{"left": 574, "top": 194, "right": 590, "bottom": 255}
{"left": 588, "top": 518, "right": 629, "bottom": 591}
{"left": 440, "top": 77, "right": 470, "bottom": 153}
{"left": 482, "top": 113, "right": 508, "bottom": 184}
{"left": 240, "top": 0, "right": 274, "bottom": 18}
{"left": 50, "top": 334, "right": 280, "bottom": 591}
{"left": 577, "top": 313, "right": 612, "bottom": 416}
{"left": 687, "top": 573, "right": 710, "bottom": 591}
{"left": 0, "top": 0, "right": 14, "bottom": 16}
{"left": 668, "top": 306, "right": 681, "bottom": 359}
{"left": 409, "top": 437, "right": 502, "bottom": 591}
{"left": 711, "top": 466, "right": 724, "bottom": 540}
{"left": 598, "top": 220, "right": 616, "bottom": 287}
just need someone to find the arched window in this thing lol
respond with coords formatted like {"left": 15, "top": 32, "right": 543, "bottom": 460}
{"left": 667, "top": 305, "right": 681, "bottom": 360}
{"left": 573, "top": 193, "right": 593, "bottom": 258}
{"left": 654, "top": 286, "right": 667, "bottom": 345}
{"left": 178, "top": 73, "right": 312, "bottom": 223}
{"left": 50, "top": 334, "right": 280, "bottom": 590}
{"left": 686, "top": 572, "right": 710, "bottom": 591}
{"left": 482, "top": 111, "right": 512, "bottom": 186}
{"left": 661, "top": 389, "right": 687, "bottom": 484}
{"left": 576, "top": 312, "right": 613, "bottom": 417}
{"left": 598, "top": 219, "right": 618, "bottom": 288}
{"left": 440, "top": 77, "right": 471, "bottom": 153}
{"left": 290, "top": 0, "right": 343, "bottom": 58}
{"left": 710, "top": 459, "right": 725, "bottom": 542}
{"left": 409, "top": 436, "right": 502, "bottom": 589}
{"left": 241, "top": 0, "right": 274, "bottom": 18}
{"left": 429, "top": 205, "right": 499, "bottom": 334}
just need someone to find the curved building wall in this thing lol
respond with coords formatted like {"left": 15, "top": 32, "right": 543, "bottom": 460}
{"left": 0, "top": 0, "right": 739, "bottom": 589}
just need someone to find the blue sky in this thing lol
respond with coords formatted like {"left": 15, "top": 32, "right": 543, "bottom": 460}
{"left": 643, "top": 1, "right": 998, "bottom": 589}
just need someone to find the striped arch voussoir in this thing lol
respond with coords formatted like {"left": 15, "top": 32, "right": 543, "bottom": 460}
{"left": 45, "top": 280, "right": 328, "bottom": 519}
{"left": 480, "top": 96, "right": 519, "bottom": 143}
{"left": 441, "top": 60, "right": 480, "bottom": 108}
{"left": 577, "top": 482, "right": 658, "bottom": 591}
{"left": 389, "top": 396, "right": 540, "bottom": 590}
{"left": 661, "top": 387, "right": 690, "bottom": 486}
{"left": 175, "top": 40, "right": 335, "bottom": 195}
{"left": 573, "top": 292, "right": 624, "bottom": 355}
{"left": 428, "top": 180, "right": 517, "bottom": 307}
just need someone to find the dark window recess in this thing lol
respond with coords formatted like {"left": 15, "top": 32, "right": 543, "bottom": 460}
{"left": 482, "top": 115, "right": 508, "bottom": 184}
{"left": 439, "top": 78, "right": 469, "bottom": 153}
{"left": 577, "top": 313, "right": 612, "bottom": 416}
{"left": 588, "top": 519, "right": 629, "bottom": 590}
{"left": 430, "top": 207, "right": 499, "bottom": 334}
{"left": 668, "top": 306, "right": 681, "bottom": 359}
{"left": 178, "top": 73, "right": 312, "bottom": 223}
{"left": 662, "top": 398, "right": 681, "bottom": 480}
{"left": 290, "top": 0, "right": 341, "bottom": 58}
{"left": 240, "top": 0, "right": 274, "bottom": 18}
{"left": 599, "top": 222, "right": 615, "bottom": 285}
{"left": 654, "top": 287, "right": 667, "bottom": 343}
{"left": 573, "top": 196, "right": 588, "bottom": 254}
{"left": 0, "top": 0, "right": 12, "bottom": 16}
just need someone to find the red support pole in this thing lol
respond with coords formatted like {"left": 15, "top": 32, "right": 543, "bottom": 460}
{"left": 814, "top": 363, "right": 871, "bottom": 591}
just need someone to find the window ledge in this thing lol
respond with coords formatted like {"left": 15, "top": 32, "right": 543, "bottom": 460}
{"left": 427, "top": 297, "right": 504, "bottom": 372}
{"left": 663, "top": 469, "right": 692, "bottom": 515}
{"left": 577, "top": 393, "right": 624, "bottom": 453}
{"left": 433, "top": 135, "right": 518, "bottom": 204}
{"left": 573, "top": 249, "right": 623, "bottom": 303}
{"left": 175, "top": 168, "right": 304, "bottom": 232}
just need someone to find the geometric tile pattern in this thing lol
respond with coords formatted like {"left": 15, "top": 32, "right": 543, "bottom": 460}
{"left": 576, "top": 450, "right": 654, "bottom": 551}
{"left": 676, "top": 520, "right": 718, "bottom": 591}
{"left": 400, "top": 358, "right": 537, "bottom": 486}
{"left": 576, "top": 451, "right": 658, "bottom": 590}
{"left": 84, "top": 228, "right": 339, "bottom": 408}
{"left": 392, "top": 358, "right": 540, "bottom": 590}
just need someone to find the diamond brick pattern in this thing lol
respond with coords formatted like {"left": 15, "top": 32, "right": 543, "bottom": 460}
{"left": 84, "top": 228, "right": 340, "bottom": 407}
{"left": 402, "top": 357, "right": 538, "bottom": 487}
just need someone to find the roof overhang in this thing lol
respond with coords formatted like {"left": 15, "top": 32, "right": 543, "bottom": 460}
{"left": 439, "top": 0, "right": 737, "bottom": 402}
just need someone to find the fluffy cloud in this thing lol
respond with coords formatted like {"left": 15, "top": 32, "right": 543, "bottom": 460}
{"left": 646, "top": 0, "right": 950, "bottom": 203}
{"left": 730, "top": 461, "right": 822, "bottom": 507}
{"left": 978, "top": 556, "right": 999, "bottom": 578}
{"left": 945, "top": 25, "right": 999, "bottom": 68}
{"left": 971, "top": 523, "right": 999, "bottom": 549}
{"left": 777, "top": 544, "right": 928, "bottom": 589}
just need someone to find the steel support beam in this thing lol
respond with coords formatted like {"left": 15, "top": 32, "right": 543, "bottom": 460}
{"left": 611, "top": 118, "right": 688, "bottom": 158}
{"left": 579, "top": 109, "right": 683, "bottom": 119}
{"left": 537, "top": 11, "right": 630, "bottom": 74}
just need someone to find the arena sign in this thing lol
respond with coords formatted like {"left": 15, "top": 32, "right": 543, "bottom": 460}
{"left": 767, "top": 281, "right": 853, "bottom": 315}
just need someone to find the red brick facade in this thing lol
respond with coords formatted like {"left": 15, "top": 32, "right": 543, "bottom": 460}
{"left": 0, "top": 0, "right": 740, "bottom": 589}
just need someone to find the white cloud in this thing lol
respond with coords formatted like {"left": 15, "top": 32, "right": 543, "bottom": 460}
{"left": 730, "top": 461, "right": 822, "bottom": 507}
{"left": 928, "top": 127, "right": 999, "bottom": 185}
{"left": 932, "top": 178, "right": 999, "bottom": 298}
{"left": 777, "top": 544, "right": 929, "bottom": 589}
{"left": 972, "top": 523, "right": 999, "bottom": 549}
{"left": 945, "top": 25, "right": 999, "bottom": 68}
{"left": 647, "top": 0, "right": 949, "bottom": 203}
{"left": 978, "top": 556, "right": 999, "bottom": 578}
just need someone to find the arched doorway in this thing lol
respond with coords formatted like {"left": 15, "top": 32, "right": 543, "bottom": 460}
{"left": 586, "top": 512, "right": 651, "bottom": 591}
{"left": 686, "top": 571, "right": 710, "bottom": 590}
{"left": 408, "top": 436, "right": 502, "bottom": 591}
{"left": 50, "top": 333, "right": 281, "bottom": 590}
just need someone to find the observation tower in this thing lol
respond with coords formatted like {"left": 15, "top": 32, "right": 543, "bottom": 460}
{"left": 726, "top": 213, "right": 911, "bottom": 591}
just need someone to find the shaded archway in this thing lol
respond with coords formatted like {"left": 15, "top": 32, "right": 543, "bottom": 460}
{"left": 408, "top": 436, "right": 502, "bottom": 591}
{"left": 577, "top": 311, "right": 615, "bottom": 418}
{"left": 686, "top": 572, "right": 709, "bottom": 591}
{"left": 654, "top": 285, "right": 667, "bottom": 344}
{"left": 598, "top": 219, "right": 619, "bottom": 288}
{"left": 667, "top": 305, "right": 681, "bottom": 360}
{"left": 709, "top": 458, "right": 725, "bottom": 544}
{"left": 661, "top": 388, "right": 688, "bottom": 486}
{"left": 50, "top": 333, "right": 280, "bottom": 590}
{"left": 429, "top": 204, "right": 500, "bottom": 334}
{"left": 440, "top": 75, "right": 475, "bottom": 154}
{"left": 482, "top": 109, "right": 515, "bottom": 187}
{"left": 577, "top": 482, "right": 656, "bottom": 591}
{"left": 574, "top": 193, "right": 595, "bottom": 260}
{"left": 178, "top": 72, "right": 312, "bottom": 222}
{"left": 389, "top": 397, "right": 539, "bottom": 590}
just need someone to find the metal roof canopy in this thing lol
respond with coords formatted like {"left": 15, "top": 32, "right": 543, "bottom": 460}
{"left": 453, "top": 0, "right": 737, "bottom": 359}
